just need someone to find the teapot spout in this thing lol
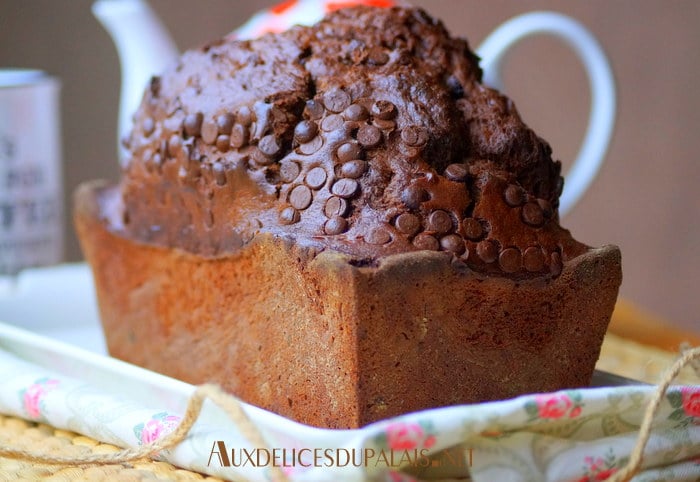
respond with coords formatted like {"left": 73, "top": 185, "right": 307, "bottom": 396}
{"left": 93, "top": 0, "right": 179, "bottom": 163}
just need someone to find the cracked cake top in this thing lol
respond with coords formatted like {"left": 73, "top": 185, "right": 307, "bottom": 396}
{"left": 114, "top": 5, "right": 586, "bottom": 278}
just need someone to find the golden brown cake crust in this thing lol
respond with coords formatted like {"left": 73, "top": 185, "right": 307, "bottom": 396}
{"left": 76, "top": 182, "right": 621, "bottom": 428}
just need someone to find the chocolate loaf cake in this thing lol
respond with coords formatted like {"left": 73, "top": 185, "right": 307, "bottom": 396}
{"left": 75, "top": 6, "right": 622, "bottom": 428}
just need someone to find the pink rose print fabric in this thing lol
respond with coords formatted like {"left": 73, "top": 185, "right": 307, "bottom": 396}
{"left": 682, "top": 387, "right": 700, "bottom": 417}
{"left": 133, "top": 412, "right": 182, "bottom": 445}
{"left": 1, "top": 321, "right": 699, "bottom": 482}
{"left": 575, "top": 452, "right": 620, "bottom": 482}
{"left": 18, "top": 377, "right": 59, "bottom": 420}
{"left": 384, "top": 421, "right": 436, "bottom": 450}
{"left": 667, "top": 387, "right": 700, "bottom": 428}
{"left": 525, "top": 390, "right": 585, "bottom": 421}
{"left": 374, "top": 419, "right": 437, "bottom": 453}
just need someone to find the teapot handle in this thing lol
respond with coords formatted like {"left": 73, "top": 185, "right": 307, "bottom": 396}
{"left": 93, "top": 0, "right": 179, "bottom": 164}
{"left": 476, "top": 12, "right": 616, "bottom": 217}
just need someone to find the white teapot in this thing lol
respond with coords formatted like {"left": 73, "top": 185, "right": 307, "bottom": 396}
{"left": 92, "top": 0, "right": 615, "bottom": 216}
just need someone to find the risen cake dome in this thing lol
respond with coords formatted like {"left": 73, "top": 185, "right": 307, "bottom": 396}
{"left": 77, "top": 5, "right": 622, "bottom": 428}
{"left": 118, "top": 5, "right": 583, "bottom": 277}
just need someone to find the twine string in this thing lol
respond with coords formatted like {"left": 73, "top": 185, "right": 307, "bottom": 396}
{"left": 1, "top": 348, "right": 700, "bottom": 482}
{"left": 0, "top": 383, "right": 289, "bottom": 482}
{"left": 680, "top": 342, "right": 700, "bottom": 377}
{"left": 607, "top": 345, "right": 700, "bottom": 482}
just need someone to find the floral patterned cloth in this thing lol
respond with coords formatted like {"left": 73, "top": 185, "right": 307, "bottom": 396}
{"left": 0, "top": 323, "right": 699, "bottom": 482}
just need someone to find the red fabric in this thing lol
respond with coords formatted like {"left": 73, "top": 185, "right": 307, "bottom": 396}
{"left": 325, "top": 0, "right": 395, "bottom": 13}
{"left": 270, "top": 0, "right": 299, "bottom": 15}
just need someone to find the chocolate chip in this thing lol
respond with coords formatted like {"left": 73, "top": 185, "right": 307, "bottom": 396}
{"left": 305, "top": 167, "right": 327, "bottom": 189}
{"left": 462, "top": 218, "right": 484, "bottom": 241}
{"left": 367, "top": 46, "right": 389, "bottom": 66}
{"left": 371, "top": 100, "right": 397, "bottom": 120}
{"left": 279, "top": 160, "right": 301, "bottom": 183}
{"left": 440, "top": 234, "right": 465, "bottom": 255}
{"left": 523, "top": 246, "right": 545, "bottom": 272}
{"left": 402, "top": 185, "right": 428, "bottom": 209}
{"left": 336, "top": 142, "right": 363, "bottom": 163}
{"left": 476, "top": 240, "right": 498, "bottom": 263}
{"left": 413, "top": 233, "right": 439, "bottom": 251}
{"left": 183, "top": 113, "right": 203, "bottom": 137}
{"left": 324, "top": 216, "right": 348, "bottom": 235}
{"left": 212, "top": 162, "right": 226, "bottom": 186}
{"left": 289, "top": 185, "right": 313, "bottom": 210}
{"left": 366, "top": 227, "right": 391, "bottom": 245}
{"left": 444, "top": 163, "right": 468, "bottom": 182}
{"left": 259, "top": 135, "right": 281, "bottom": 157}
{"left": 401, "top": 125, "right": 428, "bottom": 147}
{"left": 522, "top": 202, "right": 544, "bottom": 227}
{"left": 323, "top": 88, "right": 351, "bottom": 113}
{"left": 294, "top": 120, "right": 318, "bottom": 143}
{"left": 304, "top": 99, "right": 325, "bottom": 120}
{"left": 373, "top": 118, "right": 396, "bottom": 130}
{"left": 230, "top": 124, "right": 249, "bottom": 148}
{"left": 215, "top": 135, "right": 230, "bottom": 152}
{"left": 427, "top": 210, "right": 452, "bottom": 234}
{"left": 340, "top": 160, "right": 368, "bottom": 179}
{"left": 216, "top": 113, "right": 234, "bottom": 135}
{"left": 279, "top": 206, "right": 300, "bottom": 225}
{"left": 298, "top": 136, "right": 323, "bottom": 155}
{"left": 251, "top": 148, "right": 274, "bottom": 166}
{"left": 357, "top": 125, "right": 382, "bottom": 148}
{"left": 142, "top": 117, "right": 155, "bottom": 136}
{"left": 324, "top": 196, "right": 349, "bottom": 218}
{"left": 499, "top": 247, "right": 522, "bottom": 273}
{"left": 504, "top": 184, "right": 526, "bottom": 207}
{"left": 550, "top": 251, "right": 563, "bottom": 276}
{"left": 201, "top": 118, "right": 218, "bottom": 144}
{"left": 236, "top": 106, "right": 253, "bottom": 126}
{"left": 343, "top": 104, "right": 368, "bottom": 121}
{"left": 331, "top": 178, "right": 359, "bottom": 198}
{"left": 394, "top": 213, "right": 421, "bottom": 235}
{"left": 321, "top": 114, "right": 344, "bottom": 132}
